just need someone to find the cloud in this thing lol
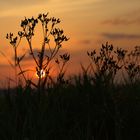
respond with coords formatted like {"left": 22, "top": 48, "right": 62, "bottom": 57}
{"left": 0, "top": 1, "right": 48, "bottom": 18}
{"left": 102, "top": 8, "right": 140, "bottom": 26}
{"left": 0, "top": 0, "right": 48, "bottom": 14}
{"left": 102, "top": 18, "right": 140, "bottom": 25}
{"left": 79, "top": 40, "right": 91, "bottom": 45}
{"left": 0, "top": 64, "right": 9, "bottom": 67}
{"left": 102, "top": 33, "right": 140, "bottom": 40}
{"left": 0, "top": 0, "right": 47, "bottom": 7}
{"left": 16, "top": 48, "right": 69, "bottom": 62}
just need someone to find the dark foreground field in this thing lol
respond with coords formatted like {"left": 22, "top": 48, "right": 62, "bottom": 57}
{"left": 0, "top": 76, "right": 140, "bottom": 140}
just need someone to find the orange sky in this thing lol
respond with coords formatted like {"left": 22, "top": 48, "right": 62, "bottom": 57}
{"left": 0, "top": 0, "right": 140, "bottom": 84}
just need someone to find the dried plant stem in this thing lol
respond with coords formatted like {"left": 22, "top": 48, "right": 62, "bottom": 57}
{"left": 27, "top": 40, "right": 39, "bottom": 67}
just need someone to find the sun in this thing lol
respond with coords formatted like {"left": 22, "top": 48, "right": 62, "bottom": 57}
{"left": 35, "top": 69, "right": 46, "bottom": 79}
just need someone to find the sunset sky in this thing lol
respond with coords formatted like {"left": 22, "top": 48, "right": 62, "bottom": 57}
{"left": 0, "top": 0, "right": 140, "bottom": 85}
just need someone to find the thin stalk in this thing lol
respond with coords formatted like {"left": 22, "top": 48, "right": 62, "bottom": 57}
{"left": 14, "top": 47, "right": 18, "bottom": 86}
{"left": 17, "top": 62, "right": 27, "bottom": 84}
{"left": 27, "top": 39, "right": 39, "bottom": 67}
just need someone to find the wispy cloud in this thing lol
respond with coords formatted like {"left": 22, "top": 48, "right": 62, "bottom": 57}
{"left": 15, "top": 48, "right": 68, "bottom": 62}
{"left": 79, "top": 40, "right": 91, "bottom": 45}
{"left": 102, "top": 8, "right": 140, "bottom": 26}
{"left": 0, "top": 0, "right": 99, "bottom": 18}
{"left": 102, "top": 18, "right": 140, "bottom": 25}
{"left": 0, "top": 0, "right": 47, "bottom": 8}
{"left": 0, "top": 0, "right": 48, "bottom": 17}
{"left": 102, "top": 33, "right": 140, "bottom": 40}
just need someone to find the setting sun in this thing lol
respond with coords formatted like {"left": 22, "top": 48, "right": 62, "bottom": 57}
{"left": 35, "top": 69, "right": 46, "bottom": 79}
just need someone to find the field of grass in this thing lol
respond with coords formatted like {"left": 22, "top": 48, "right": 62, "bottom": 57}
{"left": 0, "top": 73, "right": 140, "bottom": 140}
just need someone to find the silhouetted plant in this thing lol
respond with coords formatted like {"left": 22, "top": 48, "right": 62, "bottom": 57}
{"left": 55, "top": 53, "right": 70, "bottom": 85}
{"left": 87, "top": 42, "right": 124, "bottom": 86}
{"left": 124, "top": 46, "right": 140, "bottom": 83}
{"left": 6, "top": 32, "right": 23, "bottom": 86}
{"left": 6, "top": 13, "right": 69, "bottom": 90}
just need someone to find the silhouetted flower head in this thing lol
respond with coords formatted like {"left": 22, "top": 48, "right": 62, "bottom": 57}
{"left": 6, "top": 33, "right": 18, "bottom": 47}
{"left": 114, "top": 48, "right": 127, "bottom": 60}
{"left": 60, "top": 53, "right": 70, "bottom": 62}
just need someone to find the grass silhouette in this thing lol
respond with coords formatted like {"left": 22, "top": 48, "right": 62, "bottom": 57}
{"left": 0, "top": 13, "right": 140, "bottom": 140}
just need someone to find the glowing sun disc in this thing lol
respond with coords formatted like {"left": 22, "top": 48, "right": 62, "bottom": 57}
{"left": 35, "top": 69, "right": 46, "bottom": 78}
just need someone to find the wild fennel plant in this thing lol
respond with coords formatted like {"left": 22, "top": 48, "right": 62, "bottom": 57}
{"left": 6, "top": 13, "right": 70, "bottom": 90}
